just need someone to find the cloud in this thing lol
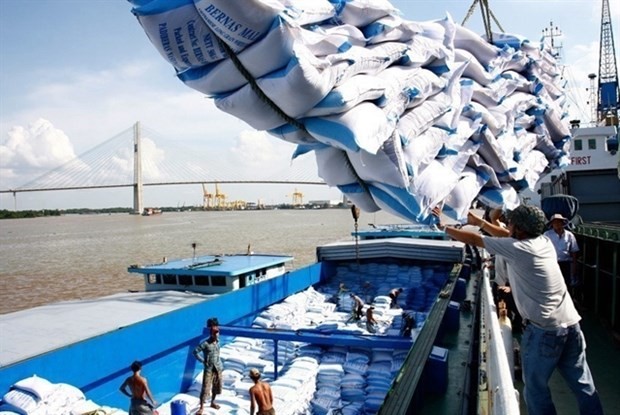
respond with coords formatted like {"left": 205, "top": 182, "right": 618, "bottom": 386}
{"left": 0, "top": 119, "right": 77, "bottom": 186}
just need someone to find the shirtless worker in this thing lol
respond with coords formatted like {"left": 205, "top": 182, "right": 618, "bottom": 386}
{"left": 366, "top": 306, "right": 378, "bottom": 333}
{"left": 349, "top": 293, "right": 364, "bottom": 321}
{"left": 249, "top": 368, "right": 275, "bottom": 415}
{"left": 119, "top": 360, "right": 157, "bottom": 415}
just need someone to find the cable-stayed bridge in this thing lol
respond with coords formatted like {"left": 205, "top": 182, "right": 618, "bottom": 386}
{"left": 0, "top": 122, "right": 325, "bottom": 212}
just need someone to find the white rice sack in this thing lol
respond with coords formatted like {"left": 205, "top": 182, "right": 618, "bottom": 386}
{"left": 2, "top": 389, "right": 40, "bottom": 415}
{"left": 474, "top": 126, "right": 519, "bottom": 182}
{"left": 329, "top": 42, "right": 410, "bottom": 87}
{"left": 471, "top": 77, "right": 518, "bottom": 108}
{"left": 514, "top": 130, "right": 538, "bottom": 160}
{"left": 485, "top": 31, "right": 530, "bottom": 50}
{"left": 305, "top": 75, "right": 387, "bottom": 117}
{"left": 252, "top": 315, "right": 274, "bottom": 328}
{"left": 278, "top": 0, "right": 337, "bottom": 25}
{"left": 432, "top": 61, "right": 470, "bottom": 131}
{"left": 468, "top": 153, "right": 500, "bottom": 188}
{"left": 462, "top": 102, "right": 506, "bottom": 136}
{"left": 367, "top": 182, "right": 423, "bottom": 223}
{"left": 312, "top": 153, "right": 381, "bottom": 213}
{"left": 455, "top": 48, "right": 497, "bottom": 86}
{"left": 373, "top": 295, "right": 392, "bottom": 304}
{"left": 401, "top": 34, "right": 452, "bottom": 68}
{"left": 305, "top": 102, "right": 395, "bottom": 154}
{"left": 501, "top": 70, "right": 533, "bottom": 94}
{"left": 178, "top": 17, "right": 296, "bottom": 95}
{"left": 496, "top": 91, "right": 538, "bottom": 115}
{"left": 517, "top": 149, "right": 549, "bottom": 190}
{"left": 303, "top": 23, "right": 367, "bottom": 57}
{"left": 330, "top": 0, "right": 398, "bottom": 27}
{"left": 70, "top": 400, "right": 102, "bottom": 415}
{"left": 453, "top": 24, "right": 500, "bottom": 66}
{"left": 410, "top": 159, "right": 461, "bottom": 219}
{"left": 194, "top": 0, "right": 283, "bottom": 50}
{"left": 402, "top": 127, "right": 448, "bottom": 178}
{"left": 535, "top": 131, "right": 561, "bottom": 160}
{"left": 44, "top": 383, "right": 85, "bottom": 411}
{"left": 442, "top": 167, "right": 488, "bottom": 221}
{"left": 528, "top": 53, "right": 561, "bottom": 78}
{"left": 12, "top": 376, "right": 55, "bottom": 401}
{"left": 363, "top": 15, "right": 423, "bottom": 44}
{"left": 444, "top": 116, "right": 480, "bottom": 151}
{"left": 543, "top": 103, "right": 571, "bottom": 143}
{"left": 131, "top": 0, "right": 227, "bottom": 71}
{"left": 214, "top": 45, "right": 345, "bottom": 130}
{"left": 397, "top": 97, "right": 451, "bottom": 142}
{"left": 416, "top": 14, "right": 457, "bottom": 49}
{"left": 478, "top": 183, "right": 520, "bottom": 210}
{"left": 346, "top": 133, "right": 408, "bottom": 188}
{"left": 502, "top": 50, "right": 531, "bottom": 74}
{"left": 376, "top": 66, "right": 446, "bottom": 117}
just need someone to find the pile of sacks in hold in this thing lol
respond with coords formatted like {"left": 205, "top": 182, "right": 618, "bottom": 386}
{"left": 129, "top": 0, "right": 571, "bottom": 223}
{"left": 155, "top": 262, "right": 446, "bottom": 415}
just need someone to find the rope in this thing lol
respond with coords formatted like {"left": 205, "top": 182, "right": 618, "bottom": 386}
{"left": 214, "top": 36, "right": 371, "bottom": 197}
{"left": 215, "top": 37, "right": 306, "bottom": 131}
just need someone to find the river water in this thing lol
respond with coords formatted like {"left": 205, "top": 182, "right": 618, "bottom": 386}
{"left": 0, "top": 209, "right": 400, "bottom": 314}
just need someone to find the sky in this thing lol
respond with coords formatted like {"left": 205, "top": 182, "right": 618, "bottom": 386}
{"left": 0, "top": 0, "right": 613, "bottom": 210}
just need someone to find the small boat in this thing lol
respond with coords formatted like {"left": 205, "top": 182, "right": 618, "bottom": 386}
{"left": 142, "top": 208, "right": 162, "bottom": 216}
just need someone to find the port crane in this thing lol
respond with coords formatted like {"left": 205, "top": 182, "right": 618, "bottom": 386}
{"left": 595, "top": 0, "right": 619, "bottom": 127}
{"left": 287, "top": 188, "right": 304, "bottom": 207}
{"left": 214, "top": 183, "right": 226, "bottom": 209}
{"left": 202, "top": 183, "right": 213, "bottom": 209}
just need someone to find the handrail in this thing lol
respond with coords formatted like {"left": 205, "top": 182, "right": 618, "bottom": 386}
{"left": 480, "top": 265, "right": 521, "bottom": 415}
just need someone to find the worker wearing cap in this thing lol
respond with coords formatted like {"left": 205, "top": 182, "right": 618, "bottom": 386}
{"left": 435, "top": 205, "right": 603, "bottom": 415}
{"left": 544, "top": 213, "right": 580, "bottom": 287}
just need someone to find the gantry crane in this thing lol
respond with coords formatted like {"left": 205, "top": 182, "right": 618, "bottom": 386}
{"left": 202, "top": 183, "right": 213, "bottom": 209}
{"left": 214, "top": 183, "right": 226, "bottom": 209}
{"left": 596, "top": 0, "right": 619, "bottom": 126}
{"left": 286, "top": 188, "right": 304, "bottom": 206}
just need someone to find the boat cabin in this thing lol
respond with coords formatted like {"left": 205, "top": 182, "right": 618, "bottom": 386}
{"left": 353, "top": 223, "right": 448, "bottom": 241}
{"left": 128, "top": 253, "right": 293, "bottom": 294}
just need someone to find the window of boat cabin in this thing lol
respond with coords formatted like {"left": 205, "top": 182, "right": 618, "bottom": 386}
{"left": 574, "top": 139, "right": 583, "bottom": 151}
{"left": 163, "top": 274, "right": 176, "bottom": 285}
{"left": 588, "top": 138, "right": 596, "bottom": 150}
{"left": 195, "top": 276, "right": 210, "bottom": 286}
{"left": 149, "top": 274, "right": 161, "bottom": 284}
{"left": 211, "top": 276, "right": 227, "bottom": 286}
{"left": 178, "top": 274, "right": 193, "bottom": 286}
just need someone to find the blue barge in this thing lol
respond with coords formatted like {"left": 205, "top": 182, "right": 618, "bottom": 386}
{"left": 0, "top": 235, "right": 508, "bottom": 414}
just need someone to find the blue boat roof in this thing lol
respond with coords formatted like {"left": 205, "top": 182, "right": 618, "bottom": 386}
{"left": 128, "top": 254, "right": 293, "bottom": 277}
{"left": 353, "top": 224, "right": 446, "bottom": 240}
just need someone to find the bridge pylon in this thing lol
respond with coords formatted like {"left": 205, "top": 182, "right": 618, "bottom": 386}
{"left": 132, "top": 122, "right": 144, "bottom": 214}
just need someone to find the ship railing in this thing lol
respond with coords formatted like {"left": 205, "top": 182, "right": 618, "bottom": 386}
{"left": 480, "top": 264, "right": 520, "bottom": 414}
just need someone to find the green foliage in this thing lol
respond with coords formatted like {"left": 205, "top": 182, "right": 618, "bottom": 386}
{"left": 0, "top": 208, "right": 133, "bottom": 219}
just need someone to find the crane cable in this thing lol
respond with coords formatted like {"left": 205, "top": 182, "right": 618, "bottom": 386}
{"left": 213, "top": 36, "right": 371, "bottom": 197}
{"left": 462, "top": 0, "right": 505, "bottom": 41}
